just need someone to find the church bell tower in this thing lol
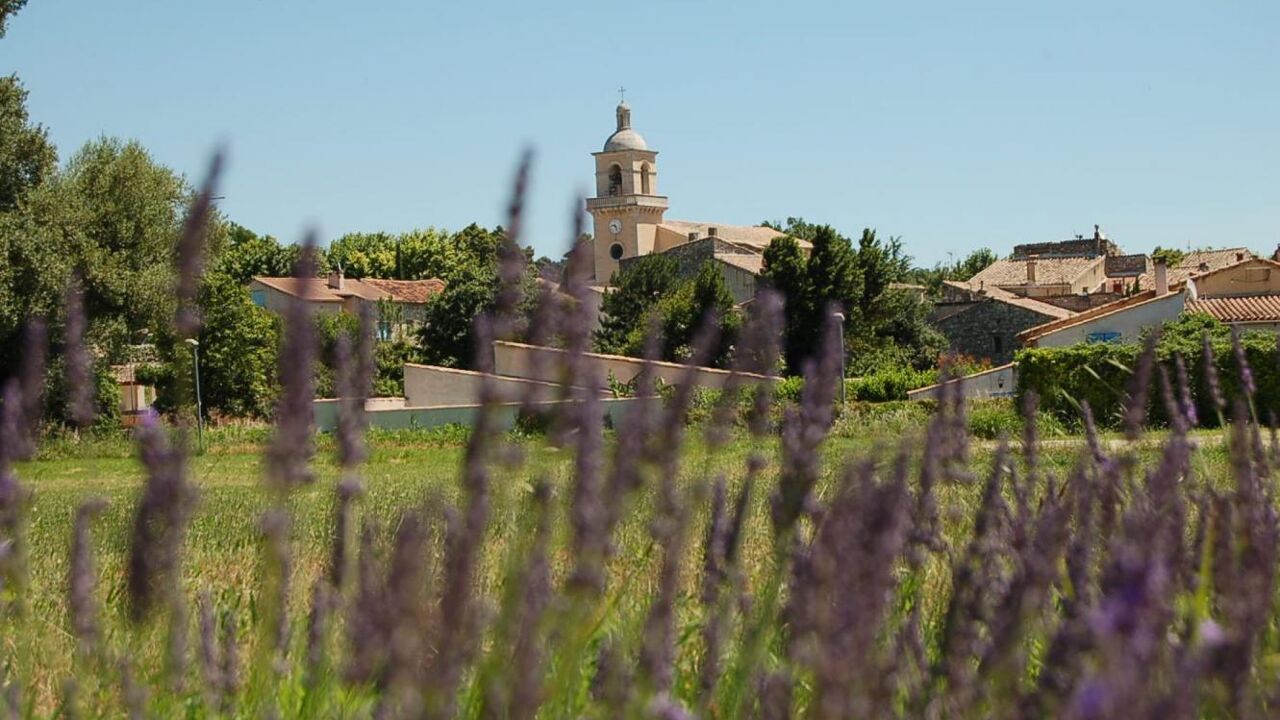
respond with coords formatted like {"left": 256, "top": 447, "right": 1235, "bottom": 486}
{"left": 585, "top": 98, "right": 668, "bottom": 283}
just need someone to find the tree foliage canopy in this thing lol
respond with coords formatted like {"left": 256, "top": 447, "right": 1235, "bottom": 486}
{"left": 761, "top": 220, "right": 944, "bottom": 376}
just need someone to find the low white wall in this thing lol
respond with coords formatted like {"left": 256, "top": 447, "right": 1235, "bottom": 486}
{"left": 403, "top": 363, "right": 606, "bottom": 407}
{"left": 492, "top": 341, "right": 771, "bottom": 391}
{"left": 314, "top": 397, "right": 640, "bottom": 432}
{"left": 908, "top": 363, "right": 1017, "bottom": 401}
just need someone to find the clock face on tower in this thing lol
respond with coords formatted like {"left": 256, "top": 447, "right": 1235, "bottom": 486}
{"left": 609, "top": 219, "right": 622, "bottom": 235}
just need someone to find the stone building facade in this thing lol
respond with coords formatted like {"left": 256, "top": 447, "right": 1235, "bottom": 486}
{"left": 932, "top": 298, "right": 1063, "bottom": 365}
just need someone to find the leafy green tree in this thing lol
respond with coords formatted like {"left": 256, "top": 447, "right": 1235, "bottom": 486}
{"left": 0, "top": 0, "right": 26, "bottom": 38}
{"left": 417, "top": 272, "right": 502, "bottom": 368}
{"left": 594, "top": 254, "right": 682, "bottom": 355}
{"left": 0, "top": 136, "right": 203, "bottom": 387}
{"left": 325, "top": 232, "right": 399, "bottom": 278}
{"left": 59, "top": 137, "right": 195, "bottom": 350}
{"left": 1151, "top": 246, "right": 1187, "bottom": 269}
{"left": 143, "top": 271, "right": 281, "bottom": 419}
{"left": 762, "top": 216, "right": 822, "bottom": 242}
{"left": 763, "top": 223, "right": 946, "bottom": 375}
{"left": 211, "top": 223, "right": 299, "bottom": 284}
{"left": 805, "top": 225, "right": 860, "bottom": 318}
{"left": 905, "top": 247, "right": 997, "bottom": 293}
{"left": 647, "top": 262, "right": 741, "bottom": 365}
{"left": 761, "top": 235, "right": 811, "bottom": 375}
{"left": 0, "top": 75, "right": 56, "bottom": 213}
{"left": 953, "top": 247, "right": 997, "bottom": 280}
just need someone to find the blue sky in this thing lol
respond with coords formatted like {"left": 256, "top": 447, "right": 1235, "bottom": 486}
{"left": 4, "top": 1, "right": 1277, "bottom": 266}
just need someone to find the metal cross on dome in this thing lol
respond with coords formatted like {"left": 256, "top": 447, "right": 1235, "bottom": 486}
{"left": 618, "top": 86, "right": 626, "bottom": 102}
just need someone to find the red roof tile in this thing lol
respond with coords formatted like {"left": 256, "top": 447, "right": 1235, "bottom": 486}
{"left": 362, "top": 278, "right": 446, "bottom": 303}
{"left": 1186, "top": 295, "right": 1280, "bottom": 323}
{"left": 252, "top": 276, "right": 446, "bottom": 305}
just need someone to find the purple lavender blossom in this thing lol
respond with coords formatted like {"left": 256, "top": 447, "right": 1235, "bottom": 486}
{"left": 174, "top": 150, "right": 224, "bottom": 339}
{"left": 1203, "top": 331, "right": 1226, "bottom": 414}
{"left": 67, "top": 498, "right": 107, "bottom": 656}
{"left": 126, "top": 411, "right": 195, "bottom": 621}
{"left": 265, "top": 238, "right": 318, "bottom": 491}
{"left": 1174, "top": 354, "right": 1198, "bottom": 427}
{"left": 62, "top": 277, "right": 93, "bottom": 428}
{"left": 1231, "top": 327, "right": 1256, "bottom": 398}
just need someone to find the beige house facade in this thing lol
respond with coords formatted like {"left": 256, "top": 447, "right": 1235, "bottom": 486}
{"left": 249, "top": 271, "right": 445, "bottom": 340}
{"left": 1019, "top": 256, "right": 1280, "bottom": 347}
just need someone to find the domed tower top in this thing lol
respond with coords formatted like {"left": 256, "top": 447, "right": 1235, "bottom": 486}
{"left": 603, "top": 100, "right": 648, "bottom": 152}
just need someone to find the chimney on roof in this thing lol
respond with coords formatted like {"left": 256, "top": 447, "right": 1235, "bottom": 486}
{"left": 1236, "top": 251, "right": 1245, "bottom": 262}
{"left": 1154, "top": 259, "right": 1168, "bottom": 296}
{"left": 328, "top": 267, "right": 344, "bottom": 290}
{"left": 1026, "top": 256, "right": 1037, "bottom": 284}
{"left": 707, "top": 226, "right": 718, "bottom": 238}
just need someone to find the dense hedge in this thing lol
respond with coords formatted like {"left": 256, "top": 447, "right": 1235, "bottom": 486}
{"left": 1016, "top": 314, "right": 1280, "bottom": 429}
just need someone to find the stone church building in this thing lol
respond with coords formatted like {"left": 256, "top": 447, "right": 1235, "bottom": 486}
{"left": 584, "top": 101, "right": 805, "bottom": 302}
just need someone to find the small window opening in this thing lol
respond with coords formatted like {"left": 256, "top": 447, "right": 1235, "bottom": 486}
{"left": 608, "top": 164, "right": 623, "bottom": 196}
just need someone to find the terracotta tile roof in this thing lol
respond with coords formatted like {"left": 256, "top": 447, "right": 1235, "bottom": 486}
{"left": 1138, "top": 248, "right": 1253, "bottom": 290}
{"left": 252, "top": 276, "right": 445, "bottom": 305}
{"left": 362, "top": 278, "right": 446, "bottom": 303}
{"left": 1185, "top": 295, "right": 1280, "bottom": 323}
{"left": 967, "top": 256, "right": 1103, "bottom": 288}
{"left": 660, "top": 220, "right": 811, "bottom": 249}
{"left": 252, "top": 277, "right": 347, "bottom": 302}
{"left": 715, "top": 253, "right": 764, "bottom": 275}
{"left": 941, "top": 280, "right": 1075, "bottom": 320}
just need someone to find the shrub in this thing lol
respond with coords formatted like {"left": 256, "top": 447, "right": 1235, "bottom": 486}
{"left": 1016, "top": 314, "right": 1279, "bottom": 429}
{"left": 845, "top": 366, "right": 937, "bottom": 403}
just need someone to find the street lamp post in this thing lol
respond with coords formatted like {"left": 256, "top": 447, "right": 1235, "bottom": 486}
{"left": 833, "top": 311, "right": 847, "bottom": 406}
{"left": 186, "top": 338, "right": 204, "bottom": 450}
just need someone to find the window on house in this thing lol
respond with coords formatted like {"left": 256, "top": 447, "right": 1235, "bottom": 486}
{"left": 608, "top": 164, "right": 623, "bottom": 196}
{"left": 251, "top": 290, "right": 266, "bottom": 307}
{"left": 378, "top": 321, "right": 392, "bottom": 342}
{"left": 992, "top": 333, "right": 1004, "bottom": 356}
{"left": 609, "top": 243, "right": 624, "bottom": 260}
{"left": 1087, "top": 331, "right": 1121, "bottom": 343}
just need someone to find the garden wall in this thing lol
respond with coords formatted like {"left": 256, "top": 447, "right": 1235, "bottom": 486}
{"left": 403, "top": 363, "right": 606, "bottom": 407}
{"left": 907, "top": 363, "right": 1017, "bottom": 401}
{"left": 314, "top": 396, "right": 641, "bottom": 432}
{"left": 492, "top": 341, "right": 772, "bottom": 391}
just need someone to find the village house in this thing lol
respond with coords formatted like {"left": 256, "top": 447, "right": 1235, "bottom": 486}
{"left": 930, "top": 227, "right": 1149, "bottom": 363}
{"left": 1019, "top": 251, "right": 1277, "bottom": 347}
{"left": 249, "top": 270, "right": 445, "bottom": 340}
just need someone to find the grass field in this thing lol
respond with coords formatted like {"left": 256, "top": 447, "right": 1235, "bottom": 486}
{"left": 0, "top": 416, "right": 1242, "bottom": 717}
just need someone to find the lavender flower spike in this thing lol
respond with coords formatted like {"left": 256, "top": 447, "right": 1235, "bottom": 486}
{"left": 63, "top": 276, "right": 94, "bottom": 428}
{"left": 1231, "top": 327, "right": 1256, "bottom": 399}
{"left": 1203, "top": 331, "right": 1225, "bottom": 414}
{"left": 67, "top": 498, "right": 107, "bottom": 658}
{"left": 265, "top": 237, "right": 318, "bottom": 492}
